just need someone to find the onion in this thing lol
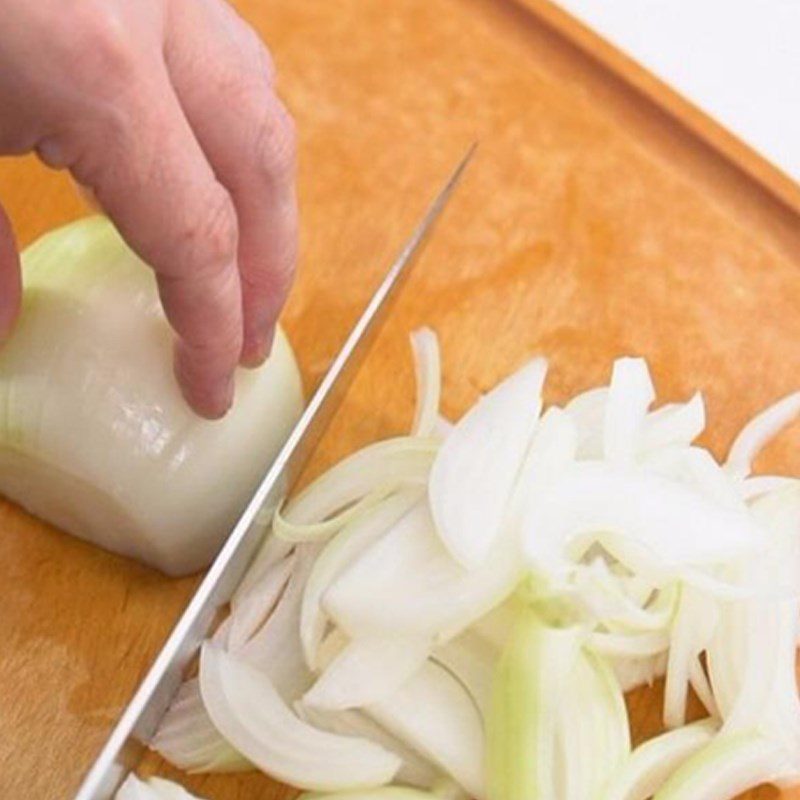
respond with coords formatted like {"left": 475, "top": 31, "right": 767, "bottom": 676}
{"left": 0, "top": 217, "right": 303, "bottom": 575}
{"left": 150, "top": 678, "right": 248, "bottom": 773}
{"left": 367, "top": 661, "right": 486, "bottom": 799}
{"left": 487, "top": 606, "right": 582, "bottom": 800}
{"left": 324, "top": 498, "right": 522, "bottom": 642}
{"left": 296, "top": 704, "right": 441, "bottom": 789}
{"left": 300, "top": 489, "right": 423, "bottom": 670}
{"left": 115, "top": 774, "right": 205, "bottom": 799}
{"left": 726, "top": 392, "right": 800, "bottom": 479}
{"left": 199, "top": 643, "right": 401, "bottom": 790}
{"left": 410, "top": 327, "right": 442, "bottom": 438}
{"left": 148, "top": 330, "right": 800, "bottom": 800}
{"left": 428, "top": 358, "right": 547, "bottom": 568}
{"left": 303, "top": 635, "right": 431, "bottom": 711}
{"left": 603, "top": 357, "right": 655, "bottom": 465}
{"left": 602, "top": 719, "right": 718, "bottom": 800}
{"left": 521, "top": 461, "right": 759, "bottom": 578}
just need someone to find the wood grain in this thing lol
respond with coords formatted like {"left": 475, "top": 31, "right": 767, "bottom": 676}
{"left": 0, "top": 0, "right": 799, "bottom": 798}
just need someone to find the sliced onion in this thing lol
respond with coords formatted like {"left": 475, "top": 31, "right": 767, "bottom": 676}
{"left": 237, "top": 544, "right": 319, "bottom": 700}
{"left": 115, "top": 774, "right": 205, "bottom": 800}
{"left": 150, "top": 678, "right": 249, "bottom": 773}
{"left": 325, "top": 499, "right": 522, "bottom": 642}
{"left": 274, "top": 488, "right": 393, "bottom": 544}
{"left": 303, "top": 636, "right": 431, "bottom": 711}
{"left": 726, "top": 391, "right": 800, "bottom": 479}
{"left": 603, "top": 357, "right": 655, "bottom": 465}
{"left": 708, "top": 487, "right": 800, "bottom": 739}
{"left": 640, "top": 393, "right": 705, "bottom": 454}
{"left": 298, "top": 790, "right": 438, "bottom": 800}
{"left": 431, "top": 631, "right": 499, "bottom": 719}
{"left": 510, "top": 406, "right": 577, "bottom": 523}
{"left": 410, "top": 328, "right": 442, "bottom": 438}
{"left": 588, "top": 630, "right": 670, "bottom": 659}
{"left": 689, "top": 659, "right": 719, "bottom": 719}
{"left": 644, "top": 447, "right": 745, "bottom": 513}
{"left": 654, "top": 731, "right": 789, "bottom": 799}
{"left": 145, "top": 777, "right": 206, "bottom": 800}
{"left": 199, "top": 643, "right": 401, "bottom": 790}
{"left": 276, "top": 437, "right": 438, "bottom": 540}
{"left": 232, "top": 533, "right": 294, "bottom": 605}
{"left": 367, "top": 661, "right": 486, "bottom": 799}
{"left": 428, "top": 358, "right": 547, "bottom": 568}
{"left": 611, "top": 652, "right": 668, "bottom": 692}
{"left": 522, "top": 461, "right": 759, "bottom": 578}
{"left": 573, "top": 559, "right": 677, "bottom": 633}
{"left": 487, "top": 608, "right": 582, "bottom": 800}
{"left": 555, "top": 651, "right": 630, "bottom": 799}
{"left": 602, "top": 719, "right": 717, "bottom": 800}
{"left": 664, "top": 585, "right": 719, "bottom": 728}
{"left": 300, "top": 489, "right": 423, "bottom": 670}
{"left": 296, "top": 704, "right": 440, "bottom": 789}
{"left": 228, "top": 553, "right": 295, "bottom": 651}
{"left": 564, "top": 387, "right": 607, "bottom": 459}
{"left": 741, "top": 475, "right": 798, "bottom": 500}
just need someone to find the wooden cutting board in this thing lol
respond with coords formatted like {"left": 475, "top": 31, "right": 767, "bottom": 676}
{"left": 1, "top": 1, "right": 799, "bottom": 798}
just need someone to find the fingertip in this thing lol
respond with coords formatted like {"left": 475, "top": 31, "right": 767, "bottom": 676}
{"left": 174, "top": 345, "right": 236, "bottom": 420}
{"left": 240, "top": 323, "right": 275, "bottom": 369}
{"left": 0, "top": 205, "right": 21, "bottom": 343}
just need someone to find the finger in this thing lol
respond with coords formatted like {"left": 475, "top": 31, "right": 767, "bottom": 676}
{"left": 0, "top": 203, "right": 21, "bottom": 342}
{"left": 65, "top": 65, "right": 244, "bottom": 419}
{"left": 165, "top": 0, "right": 298, "bottom": 367}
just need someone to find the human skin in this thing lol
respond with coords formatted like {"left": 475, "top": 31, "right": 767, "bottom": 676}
{"left": 0, "top": 0, "right": 297, "bottom": 418}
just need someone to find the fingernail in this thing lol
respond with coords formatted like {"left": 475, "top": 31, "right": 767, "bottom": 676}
{"left": 195, "top": 373, "right": 235, "bottom": 420}
{"left": 241, "top": 323, "right": 275, "bottom": 369}
{"left": 214, "top": 374, "right": 236, "bottom": 417}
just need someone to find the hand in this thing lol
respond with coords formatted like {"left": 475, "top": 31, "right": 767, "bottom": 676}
{"left": 0, "top": 0, "right": 298, "bottom": 418}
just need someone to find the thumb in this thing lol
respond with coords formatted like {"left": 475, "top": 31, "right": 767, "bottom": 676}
{"left": 0, "top": 203, "right": 21, "bottom": 342}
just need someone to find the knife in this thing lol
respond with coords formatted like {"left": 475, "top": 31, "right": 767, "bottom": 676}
{"left": 74, "top": 144, "right": 475, "bottom": 800}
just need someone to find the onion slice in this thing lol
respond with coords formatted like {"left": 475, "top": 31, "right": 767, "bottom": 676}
{"left": 325, "top": 499, "right": 522, "bottom": 642}
{"left": 410, "top": 328, "right": 442, "bottom": 438}
{"left": 602, "top": 719, "right": 718, "bottom": 800}
{"left": 115, "top": 775, "right": 206, "bottom": 800}
{"left": 276, "top": 437, "right": 438, "bottom": 541}
{"left": 522, "top": 461, "right": 759, "bottom": 577}
{"left": 487, "top": 607, "right": 582, "bottom": 800}
{"left": 303, "top": 636, "right": 431, "bottom": 711}
{"left": 603, "top": 357, "right": 655, "bottom": 465}
{"left": 367, "top": 661, "right": 486, "bottom": 799}
{"left": 725, "top": 391, "right": 800, "bottom": 479}
{"left": 300, "top": 489, "right": 423, "bottom": 670}
{"left": 150, "top": 678, "right": 248, "bottom": 773}
{"left": 296, "top": 703, "right": 441, "bottom": 789}
{"left": 199, "top": 643, "right": 401, "bottom": 790}
{"left": 428, "top": 358, "right": 547, "bottom": 568}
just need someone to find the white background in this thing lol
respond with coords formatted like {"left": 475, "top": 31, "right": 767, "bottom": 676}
{"left": 554, "top": 0, "right": 800, "bottom": 184}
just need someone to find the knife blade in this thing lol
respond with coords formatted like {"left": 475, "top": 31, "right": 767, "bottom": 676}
{"left": 74, "top": 143, "right": 475, "bottom": 800}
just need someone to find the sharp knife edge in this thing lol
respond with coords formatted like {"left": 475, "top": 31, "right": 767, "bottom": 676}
{"left": 74, "top": 143, "right": 475, "bottom": 800}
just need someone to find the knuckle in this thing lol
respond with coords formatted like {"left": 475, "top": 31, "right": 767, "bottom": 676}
{"left": 68, "top": 4, "right": 137, "bottom": 88}
{"left": 253, "top": 104, "right": 297, "bottom": 182}
{"left": 180, "top": 188, "right": 239, "bottom": 275}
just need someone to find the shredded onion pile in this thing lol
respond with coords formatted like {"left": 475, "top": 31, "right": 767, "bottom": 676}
{"left": 140, "top": 329, "right": 800, "bottom": 800}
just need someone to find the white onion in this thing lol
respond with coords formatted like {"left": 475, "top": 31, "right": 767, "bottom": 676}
{"left": 199, "top": 643, "right": 401, "bottom": 790}
{"left": 115, "top": 775, "right": 206, "bottom": 799}
{"left": 428, "top": 358, "right": 547, "bottom": 568}
{"left": 1, "top": 216, "right": 303, "bottom": 575}
{"left": 147, "top": 330, "right": 800, "bottom": 800}
{"left": 367, "top": 661, "right": 486, "bottom": 799}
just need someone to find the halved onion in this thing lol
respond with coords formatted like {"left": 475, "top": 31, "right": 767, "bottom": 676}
{"left": 2, "top": 216, "right": 303, "bottom": 575}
